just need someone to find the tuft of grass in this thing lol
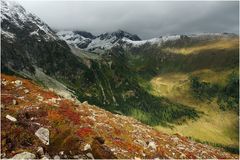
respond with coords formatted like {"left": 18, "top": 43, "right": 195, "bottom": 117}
{"left": 188, "top": 137, "right": 239, "bottom": 154}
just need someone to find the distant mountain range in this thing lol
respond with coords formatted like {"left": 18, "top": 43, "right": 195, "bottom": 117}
{"left": 57, "top": 30, "right": 237, "bottom": 53}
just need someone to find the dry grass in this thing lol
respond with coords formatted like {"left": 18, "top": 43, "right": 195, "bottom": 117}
{"left": 163, "top": 38, "right": 239, "bottom": 55}
{"left": 148, "top": 69, "right": 239, "bottom": 147}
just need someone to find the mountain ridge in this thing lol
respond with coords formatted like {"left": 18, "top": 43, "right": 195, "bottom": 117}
{"left": 57, "top": 29, "right": 237, "bottom": 53}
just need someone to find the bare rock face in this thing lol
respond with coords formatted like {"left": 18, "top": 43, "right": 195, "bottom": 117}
{"left": 12, "top": 152, "right": 36, "bottom": 159}
{"left": 91, "top": 137, "right": 117, "bottom": 159}
{"left": 35, "top": 127, "right": 49, "bottom": 145}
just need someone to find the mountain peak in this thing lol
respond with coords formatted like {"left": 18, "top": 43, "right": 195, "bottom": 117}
{"left": 73, "top": 30, "right": 96, "bottom": 39}
{"left": 112, "top": 29, "right": 141, "bottom": 41}
{"left": 1, "top": 0, "right": 57, "bottom": 41}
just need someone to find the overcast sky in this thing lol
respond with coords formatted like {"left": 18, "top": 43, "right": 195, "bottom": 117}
{"left": 17, "top": 1, "right": 239, "bottom": 39}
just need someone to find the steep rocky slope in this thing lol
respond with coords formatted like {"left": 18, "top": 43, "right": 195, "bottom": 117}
{"left": 1, "top": 0, "right": 87, "bottom": 80}
{"left": 1, "top": 73, "right": 238, "bottom": 159}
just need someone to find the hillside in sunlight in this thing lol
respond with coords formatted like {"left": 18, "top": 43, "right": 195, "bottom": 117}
{"left": 131, "top": 37, "right": 239, "bottom": 152}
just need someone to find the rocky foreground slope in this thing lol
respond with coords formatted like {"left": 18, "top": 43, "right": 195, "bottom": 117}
{"left": 1, "top": 73, "right": 238, "bottom": 159}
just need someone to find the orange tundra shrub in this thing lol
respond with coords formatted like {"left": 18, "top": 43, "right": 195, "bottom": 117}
{"left": 42, "top": 91, "right": 58, "bottom": 99}
{"left": 59, "top": 100, "right": 81, "bottom": 124}
{"left": 1, "top": 95, "right": 14, "bottom": 105}
{"left": 48, "top": 110, "right": 62, "bottom": 121}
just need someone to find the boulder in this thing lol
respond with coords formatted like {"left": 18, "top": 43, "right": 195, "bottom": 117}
{"left": 42, "top": 153, "right": 51, "bottom": 159}
{"left": 84, "top": 144, "right": 92, "bottom": 151}
{"left": 35, "top": 127, "right": 49, "bottom": 145}
{"left": 24, "top": 89, "right": 30, "bottom": 94}
{"left": 73, "top": 155, "right": 79, "bottom": 159}
{"left": 1, "top": 104, "right": 5, "bottom": 109}
{"left": 86, "top": 153, "right": 94, "bottom": 159}
{"left": 91, "top": 137, "right": 117, "bottom": 159}
{"left": 14, "top": 80, "right": 22, "bottom": 87}
{"left": 53, "top": 155, "right": 60, "bottom": 159}
{"left": 59, "top": 151, "right": 64, "bottom": 156}
{"left": 36, "top": 146, "right": 44, "bottom": 157}
{"left": 83, "top": 101, "right": 88, "bottom": 105}
{"left": 6, "top": 115, "right": 17, "bottom": 122}
{"left": 37, "top": 95, "right": 44, "bottom": 102}
{"left": 147, "top": 141, "right": 157, "bottom": 151}
{"left": 12, "top": 152, "right": 35, "bottom": 159}
{"left": 1, "top": 80, "right": 7, "bottom": 85}
{"left": 12, "top": 99, "right": 18, "bottom": 105}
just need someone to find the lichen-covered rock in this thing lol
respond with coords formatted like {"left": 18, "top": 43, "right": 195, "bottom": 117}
{"left": 35, "top": 127, "right": 49, "bottom": 145}
{"left": 12, "top": 152, "right": 36, "bottom": 159}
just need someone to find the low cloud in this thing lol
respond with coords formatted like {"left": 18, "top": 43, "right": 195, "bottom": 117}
{"left": 18, "top": 1, "right": 239, "bottom": 39}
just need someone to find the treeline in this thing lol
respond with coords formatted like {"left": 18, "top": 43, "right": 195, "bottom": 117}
{"left": 189, "top": 72, "right": 239, "bottom": 112}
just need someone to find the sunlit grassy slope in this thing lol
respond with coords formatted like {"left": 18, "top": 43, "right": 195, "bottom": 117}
{"left": 163, "top": 38, "right": 239, "bottom": 55}
{"left": 139, "top": 69, "right": 239, "bottom": 147}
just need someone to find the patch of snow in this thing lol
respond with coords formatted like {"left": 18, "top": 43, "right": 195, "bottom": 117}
{"left": 122, "top": 35, "right": 181, "bottom": 47}
{"left": 1, "top": 30, "right": 16, "bottom": 40}
{"left": 57, "top": 31, "right": 91, "bottom": 48}
{"left": 30, "top": 29, "right": 39, "bottom": 36}
{"left": 86, "top": 36, "right": 118, "bottom": 50}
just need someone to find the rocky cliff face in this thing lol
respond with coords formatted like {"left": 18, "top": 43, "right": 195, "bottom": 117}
{"left": 1, "top": 0, "right": 86, "bottom": 81}
{"left": 1, "top": 73, "right": 238, "bottom": 159}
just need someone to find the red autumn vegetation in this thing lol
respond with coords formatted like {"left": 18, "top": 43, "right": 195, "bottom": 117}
{"left": 76, "top": 127, "right": 93, "bottom": 137}
{"left": 59, "top": 100, "right": 81, "bottom": 125}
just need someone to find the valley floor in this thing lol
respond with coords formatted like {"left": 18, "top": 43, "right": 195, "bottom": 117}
{"left": 140, "top": 69, "right": 239, "bottom": 149}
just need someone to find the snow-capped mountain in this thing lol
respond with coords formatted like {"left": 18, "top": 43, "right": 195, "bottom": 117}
{"left": 122, "top": 35, "right": 181, "bottom": 47}
{"left": 56, "top": 31, "right": 94, "bottom": 49}
{"left": 1, "top": 0, "right": 84, "bottom": 78}
{"left": 1, "top": 0, "right": 58, "bottom": 41}
{"left": 57, "top": 30, "right": 142, "bottom": 53}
